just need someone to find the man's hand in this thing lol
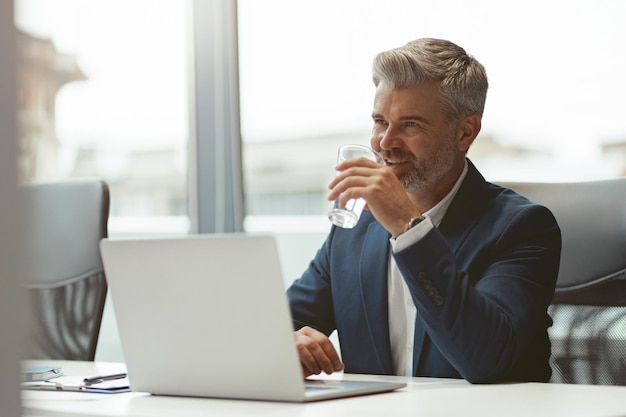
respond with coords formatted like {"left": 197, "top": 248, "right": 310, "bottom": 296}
{"left": 294, "top": 326, "right": 344, "bottom": 377}
{"left": 328, "top": 157, "right": 420, "bottom": 237}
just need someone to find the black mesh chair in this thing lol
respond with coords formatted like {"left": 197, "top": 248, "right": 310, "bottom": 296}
{"left": 19, "top": 179, "right": 110, "bottom": 361}
{"left": 502, "top": 178, "right": 626, "bottom": 385}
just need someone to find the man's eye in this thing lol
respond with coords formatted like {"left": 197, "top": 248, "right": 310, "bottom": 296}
{"left": 374, "top": 119, "right": 388, "bottom": 126}
{"left": 405, "top": 121, "right": 418, "bottom": 127}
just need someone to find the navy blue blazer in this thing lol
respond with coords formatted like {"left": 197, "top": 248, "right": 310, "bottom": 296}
{"left": 287, "top": 160, "right": 561, "bottom": 383}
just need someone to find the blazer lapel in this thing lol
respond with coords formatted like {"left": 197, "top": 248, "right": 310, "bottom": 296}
{"left": 438, "top": 159, "right": 491, "bottom": 252}
{"left": 358, "top": 221, "right": 394, "bottom": 374}
{"left": 413, "top": 159, "right": 491, "bottom": 375}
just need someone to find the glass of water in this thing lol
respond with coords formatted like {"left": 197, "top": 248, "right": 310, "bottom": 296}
{"left": 328, "top": 144, "right": 383, "bottom": 229}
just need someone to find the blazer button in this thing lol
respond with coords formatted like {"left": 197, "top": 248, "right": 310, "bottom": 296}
{"left": 428, "top": 288, "right": 437, "bottom": 298}
{"left": 417, "top": 271, "right": 427, "bottom": 282}
{"left": 434, "top": 295, "right": 444, "bottom": 306}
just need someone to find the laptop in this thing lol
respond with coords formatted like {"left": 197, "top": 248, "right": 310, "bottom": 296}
{"left": 99, "top": 233, "right": 405, "bottom": 402}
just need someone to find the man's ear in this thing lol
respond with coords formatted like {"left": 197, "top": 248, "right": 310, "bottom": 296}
{"left": 455, "top": 113, "right": 482, "bottom": 152}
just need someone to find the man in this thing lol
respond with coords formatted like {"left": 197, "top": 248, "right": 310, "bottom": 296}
{"left": 287, "top": 38, "right": 561, "bottom": 383}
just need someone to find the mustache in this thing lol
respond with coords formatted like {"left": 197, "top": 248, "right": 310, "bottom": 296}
{"left": 379, "top": 149, "right": 416, "bottom": 162}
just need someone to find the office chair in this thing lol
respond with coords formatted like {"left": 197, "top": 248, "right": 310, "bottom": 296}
{"left": 19, "top": 179, "right": 110, "bottom": 361}
{"left": 501, "top": 177, "right": 626, "bottom": 385}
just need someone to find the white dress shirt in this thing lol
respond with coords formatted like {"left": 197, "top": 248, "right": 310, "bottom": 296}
{"left": 387, "top": 161, "right": 468, "bottom": 376}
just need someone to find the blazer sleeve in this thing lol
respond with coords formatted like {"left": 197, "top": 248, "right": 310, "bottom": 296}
{"left": 393, "top": 201, "right": 561, "bottom": 383}
{"left": 286, "top": 230, "right": 337, "bottom": 336}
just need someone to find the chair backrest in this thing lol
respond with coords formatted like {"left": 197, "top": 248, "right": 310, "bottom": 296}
{"left": 19, "top": 179, "right": 110, "bottom": 361}
{"left": 501, "top": 178, "right": 626, "bottom": 385}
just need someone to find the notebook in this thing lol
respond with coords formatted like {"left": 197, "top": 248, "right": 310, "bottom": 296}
{"left": 99, "top": 233, "right": 405, "bottom": 402}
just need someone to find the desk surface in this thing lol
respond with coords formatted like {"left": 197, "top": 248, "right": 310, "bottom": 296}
{"left": 22, "top": 360, "right": 626, "bottom": 417}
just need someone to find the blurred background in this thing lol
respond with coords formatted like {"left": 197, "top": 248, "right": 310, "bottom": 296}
{"left": 14, "top": 0, "right": 626, "bottom": 237}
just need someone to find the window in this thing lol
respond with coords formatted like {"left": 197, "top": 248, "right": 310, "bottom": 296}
{"left": 238, "top": 0, "right": 626, "bottom": 232}
{"left": 15, "top": 0, "right": 190, "bottom": 236}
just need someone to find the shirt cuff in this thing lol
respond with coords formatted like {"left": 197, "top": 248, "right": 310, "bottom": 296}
{"left": 389, "top": 216, "right": 434, "bottom": 253}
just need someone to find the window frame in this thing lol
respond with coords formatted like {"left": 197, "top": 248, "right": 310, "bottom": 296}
{"left": 190, "top": 0, "right": 244, "bottom": 234}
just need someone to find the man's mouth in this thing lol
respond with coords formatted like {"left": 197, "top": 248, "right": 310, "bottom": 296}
{"left": 384, "top": 159, "right": 410, "bottom": 167}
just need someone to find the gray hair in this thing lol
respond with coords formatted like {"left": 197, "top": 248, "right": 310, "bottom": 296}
{"left": 372, "top": 38, "right": 488, "bottom": 125}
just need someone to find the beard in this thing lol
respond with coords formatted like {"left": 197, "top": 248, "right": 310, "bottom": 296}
{"left": 381, "top": 131, "right": 457, "bottom": 192}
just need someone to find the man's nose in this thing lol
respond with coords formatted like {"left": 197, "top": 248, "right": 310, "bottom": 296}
{"left": 378, "top": 125, "right": 404, "bottom": 150}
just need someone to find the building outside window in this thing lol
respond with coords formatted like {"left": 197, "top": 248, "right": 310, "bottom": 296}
{"left": 15, "top": 0, "right": 190, "bottom": 236}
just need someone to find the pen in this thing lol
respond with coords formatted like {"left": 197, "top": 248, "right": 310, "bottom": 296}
{"left": 83, "top": 373, "right": 128, "bottom": 385}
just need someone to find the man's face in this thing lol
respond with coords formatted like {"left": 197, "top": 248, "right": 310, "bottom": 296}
{"left": 370, "top": 81, "right": 462, "bottom": 192}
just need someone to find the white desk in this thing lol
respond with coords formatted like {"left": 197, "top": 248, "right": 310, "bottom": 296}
{"left": 22, "top": 360, "right": 626, "bottom": 417}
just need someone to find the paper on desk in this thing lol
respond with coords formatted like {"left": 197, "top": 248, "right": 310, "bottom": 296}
{"left": 22, "top": 375, "right": 130, "bottom": 394}
{"left": 22, "top": 365, "right": 63, "bottom": 382}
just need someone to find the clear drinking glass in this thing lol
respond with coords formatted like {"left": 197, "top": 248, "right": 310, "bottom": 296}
{"left": 328, "top": 144, "right": 384, "bottom": 229}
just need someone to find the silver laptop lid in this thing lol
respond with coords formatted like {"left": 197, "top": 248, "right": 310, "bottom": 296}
{"left": 100, "top": 233, "right": 307, "bottom": 401}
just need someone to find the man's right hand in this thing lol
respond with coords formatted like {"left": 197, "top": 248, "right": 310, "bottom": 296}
{"left": 294, "top": 326, "right": 344, "bottom": 377}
